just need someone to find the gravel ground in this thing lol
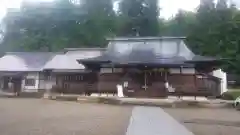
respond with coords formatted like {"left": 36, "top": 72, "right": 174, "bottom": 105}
{"left": 0, "top": 98, "right": 132, "bottom": 135}
{"left": 1, "top": 98, "right": 239, "bottom": 135}
{"left": 164, "top": 108, "right": 240, "bottom": 135}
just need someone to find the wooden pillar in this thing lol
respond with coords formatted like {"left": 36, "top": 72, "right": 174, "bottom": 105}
{"left": 59, "top": 75, "right": 63, "bottom": 95}
{"left": 180, "top": 66, "right": 182, "bottom": 74}
{"left": 192, "top": 68, "right": 197, "bottom": 100}
{"left": 194, "top": 70, "right": 197, "bottom": 91}
{"left": 143, "top": 66, "right": 148, "bottom": 91}
{"left": 164, "top": 68, "right": 168, "bottom": 82}
{"left": 97, "top": 67, "right": 101, "bottom": 97}
{"left": 164, "top": 68, "right": 169, "bottom": 97}
{"left": 179, "top": 66, "right": 183, "bottom": 99}
{"left": 111, "top": 63, "right": 114, "bottom": 96}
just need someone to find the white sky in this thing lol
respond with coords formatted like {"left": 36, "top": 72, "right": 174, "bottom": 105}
{"left": 160, "top": 0, "right": 200, "bottom": 18}
{"left": 0, "top": 0, "right": 239, "bottom": 20}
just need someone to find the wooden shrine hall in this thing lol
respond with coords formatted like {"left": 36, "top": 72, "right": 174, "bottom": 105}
{"left": 77, "top": 37, "right": 223, "bottom": 98}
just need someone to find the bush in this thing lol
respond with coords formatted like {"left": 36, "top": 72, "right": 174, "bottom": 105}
{"left": 221, "top": 91, "right": 240, "bottom": 100}
{"left": 230, "top": 91, "right": 240, "bottom": 100}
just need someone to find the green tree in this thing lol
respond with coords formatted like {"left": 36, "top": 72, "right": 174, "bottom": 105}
{"left": 186, "top": 0, "right": 240, "bottom": 74}
{"left": 1, "top": 0, "right": 116, "bottom": 52}
{"left": 161, "top": 10, "right": 196, "bottom": 36}
{"left": 118, "top": 0, "right": 160, "bottom": 36}
{"left": 79, "top": 0, "right": 117, "bottom": 46}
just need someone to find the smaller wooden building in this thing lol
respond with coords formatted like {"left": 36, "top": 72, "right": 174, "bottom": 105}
{"left": 43, "top": 48, "right": 105, "bottom": 94}
{"left": 0, "top": 52, "right": 55, "bottom": 93}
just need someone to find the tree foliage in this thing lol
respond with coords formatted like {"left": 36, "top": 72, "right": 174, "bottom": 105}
{"left": 186, "top": 0, "right": 240, "bottom": 74}
{"left": 1, "top": 0, "right": 116, "bottom": 52}
{"left": 159, "top": 0, "right": 240, "bottom": 74}
{"left": 118, "top": 0, "right": 160, "bottom": 36}
{"left": 160, "top": 10, "right": 196, "bottom": 36}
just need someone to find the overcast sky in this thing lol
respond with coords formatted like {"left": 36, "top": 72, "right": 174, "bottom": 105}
{"left": 0, "top": 0, "right": 239, "bottom": 20}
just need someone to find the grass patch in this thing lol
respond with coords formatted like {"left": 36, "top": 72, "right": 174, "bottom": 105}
{"left": 228, "top": 91, "right": 240, "bottom": 99}
{"left": 228, "top": 89, "right": 240, "bottom": 91}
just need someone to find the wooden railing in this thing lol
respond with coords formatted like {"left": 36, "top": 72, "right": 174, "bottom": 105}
{"left": 168, "top": 74, "right": 221, "bottom": 97}
{"left": 195, "top": 74, "right": 221, "bottom": 96}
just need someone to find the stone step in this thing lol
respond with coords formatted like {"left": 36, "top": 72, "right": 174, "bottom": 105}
{"left": 18, "top": 92, "right": 44, "bottom": 98}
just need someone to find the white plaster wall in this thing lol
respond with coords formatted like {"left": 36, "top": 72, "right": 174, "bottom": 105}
{"left": 182, "top": 68, "right": 195, "bottom": 74}
{"left": 169, "top": 68, "right": 195, "bottom": 74}
{"left": 169, "top": 68, "right": 180, "bottom": 74}
{"left": 100, "top": 68, "right": 113, "bottom": 73}
{"left": 212, "top": 69, "right": 227, "bottom": 94}
{"left": 113, "top": 68, "right": 123, "bottom": 73}
{"left": 0, "top": 77, "right": 3, "bottom": 90}
{"left": 22, "top": 72, "right": 39, "bottom": 92}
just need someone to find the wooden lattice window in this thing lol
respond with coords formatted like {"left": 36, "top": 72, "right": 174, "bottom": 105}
{"left": 25, "top": 78, "right": 36, "bottom": 86}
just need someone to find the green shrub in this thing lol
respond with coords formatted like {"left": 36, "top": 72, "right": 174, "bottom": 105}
{"left": 221, "top": 91, "right": 240, "bottom": 100}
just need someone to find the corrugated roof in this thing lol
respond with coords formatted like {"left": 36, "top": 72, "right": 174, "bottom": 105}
{"left": 0, "top": 52, "right": 56, "bottom": 72}
{"left": 43, "top": 48, "right": 104, "bottom": 70}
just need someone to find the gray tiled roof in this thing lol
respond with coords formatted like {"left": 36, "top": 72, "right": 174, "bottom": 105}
{"left": 43, "top": 54, "right": 85, "bottom": 70}
{"left": 79, "top": 37, "right": 219, "bottom": 66}
{"left": 106, "top": 36, "right": 186, "bottom": 41}
{"left": 43, "top": 48, "right": 104, "bottom": 70}
{"left": 0, "top": 52, "right": 56, "bottom": 71}
{"left": 64, "top": 48, "right": 106, "bottom": 52}
{"left": 0, "top": 48, "right": 105, "bottom": 72}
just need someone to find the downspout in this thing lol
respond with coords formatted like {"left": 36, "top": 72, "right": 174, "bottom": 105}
{"left": 38, "top": 72, "right": 41, "bottom": 92}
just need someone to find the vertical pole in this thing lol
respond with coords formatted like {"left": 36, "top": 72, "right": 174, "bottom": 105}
{"left": 194, "top": 68, "right": 197, "bottom": 93}
{"left": 61, "top": 75, "right": 64, "bottom": 96}
{"left": 112, "top": 63, "right": 115, "bottom": 96}
{"left": 144, "top": 70, "right": 147, "bottom": 91}
{"left": 98, "top": 67, "right": 101, "bottom": 97}
{"left": 164, "top": 68, "right": 168, "bottom": 82}
{"left": 164, "top": 68, "right": 169, "bottom": 96}
{"left": 97, "top": 68, "right": 100, "bottom": 97}
{"left": 38, "top": 72, "right": 40, "bottom": 93}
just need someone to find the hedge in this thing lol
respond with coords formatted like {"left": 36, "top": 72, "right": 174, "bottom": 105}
{"left": 221, "top": 90, "right": 240, "bottom": 100}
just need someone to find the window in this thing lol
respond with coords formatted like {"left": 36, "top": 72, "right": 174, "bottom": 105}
{"left": 76, "top": 75, "right": 83, "bottom": 81}
{"left": 63, "top": 83, "right": 70, "bottom": 89}
{"left": 25, "top": 78, "right": 36, "bottom": 86}
{"left": 100, "top": 68, "right": 113, "bottom": 73}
